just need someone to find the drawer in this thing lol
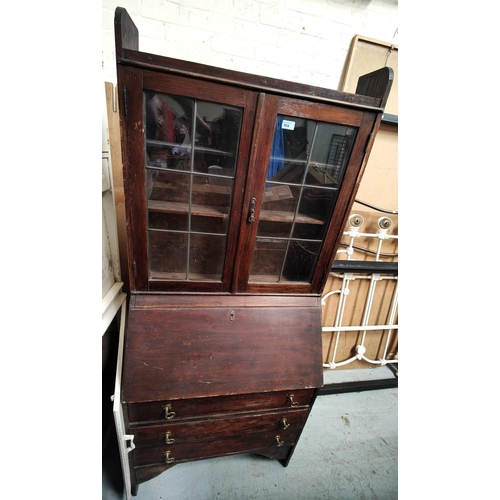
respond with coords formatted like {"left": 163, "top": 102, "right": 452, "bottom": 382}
{"left": 131, "top": 408, "right": 309, "bottom": 448}
{"left": 127, "top": 388, "right": 315, "bottom": 424}
{"left": 132, "top": 426, "right": 300, "bottom": 467}
{"left": 133, "top": 444, "right": 293, "bottom": 485}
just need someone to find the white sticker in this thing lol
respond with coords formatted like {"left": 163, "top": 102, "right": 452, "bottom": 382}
{"left": 282, "top": 119, "right": 295, "bottom": 130}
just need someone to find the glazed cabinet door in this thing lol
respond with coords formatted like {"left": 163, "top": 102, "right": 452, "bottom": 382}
{"left": 233, "top": 94, "right": 378, "bottom": 294}
{"left": 120, "top": 68, "right": 257, "bottom": 292}
{"left": 120, "top": 68, "right": 378, "bottom": 294}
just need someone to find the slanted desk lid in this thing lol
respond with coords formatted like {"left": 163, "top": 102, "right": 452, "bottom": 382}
{"left": 122, "top": 294, "right": 323, "bottom": 403}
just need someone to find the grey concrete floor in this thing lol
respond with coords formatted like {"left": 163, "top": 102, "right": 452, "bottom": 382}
{"left": 103, "top": 368, "right": 397, "bottom": 500}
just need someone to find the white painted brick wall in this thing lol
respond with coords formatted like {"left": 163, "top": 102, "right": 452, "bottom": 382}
{"left": 102, "top": 0, "right": 397, "bottom": 91}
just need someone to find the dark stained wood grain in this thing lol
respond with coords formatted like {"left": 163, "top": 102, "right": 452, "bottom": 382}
{"left": 114, "top": 7, "right": 138, "bottom": 56}
{"left": 117, "top": 67, "right": 149, "bottom": 290}
{"left": 116, "top": 7, "right": 393, "bottom": 298}
{"left": 131, "top": 409, "right": 309, "bottom": 448}
{"left": 114, "top": 7, "right": 393, "bottom": 494}
{"left": 133, "top": 445, "right": 292, "bottom": 485}
{"left": 131, "top": 293, "right": 320, "bottom": 309}
{"left": 276, "top": 96, "right": 365, "bottom": 127}
{"left": 221, "top": 90, "right": 258, "bottom": 292}
{"left": 122, "top": 296, "right": 323, "bottom": 402}
{"left": 121, "top": 47, "right": 385, "bottom": 111}
{"left": 121, "top": 67, "right": 259, "bottom": 293}
{"left": 232, "top": 93, "right": 280, "bottom": 293}
{"left": 127, "top": 388, "right": 315, "bottom": 423}
{"left": 356, "top": 67, "right": 394, "bottom": 109}
{"left": 132, "top": 428, "right": 300, "bottom": 466}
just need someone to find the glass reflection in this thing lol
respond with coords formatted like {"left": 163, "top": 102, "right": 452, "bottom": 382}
{"left": 249, "top": 114, "right": 357, "bottom": 284}
{"left": 148, "top": 230, "right": 188, "bottom": 280}
{"left": 292, "top": 187, "right": 338, "bottom": 240}
{"left": 249, "top": 238, "right": 288, "bottom": 283}
{"left": 144, "top": 91, "right": 242, "bottom": 282}
{"left": 282, "top": 240, "right": 321, "bottom": 282}
{"left": 147, "top": 170, "right": 190, "bottom": 231}
{"left": 189, "top": 234, "right": 226, "bottom": 281}
{"left": 145, "top": 92, "right": 242, "bottom": 173}
{"left": 257, "top": 184, "right": 300, "bottom": 238}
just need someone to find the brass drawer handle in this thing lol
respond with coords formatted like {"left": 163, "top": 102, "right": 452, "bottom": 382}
{"left": 162, "top": 404, "right": 176, "bottom": 419}
{"left": 164, "top": 432, "right": 175, "bottom": 444}
{"left": 286, "top": 394, "right": 299, "bottom": 407}
{"left": 280, "top": 418, "right": 290, "bottom": 430}
{"left": 164, "top": 451, "right": 175, "bottom": 464}
{"left": 275, "top": 435, "right": 285, "bottom": 447}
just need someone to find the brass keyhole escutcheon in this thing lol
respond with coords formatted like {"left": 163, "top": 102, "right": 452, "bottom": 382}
{"left": 164, "top": 432, "right": 175, "bottom": 444}
{"left": 163, "top": 404, "right": 176, "bottom": 419}
{"left": 165, "top": 451, "right": 175, "bottom": 464}
{"left": 286, "top": 394, "right": 299, "bottom": 407}
{"left": 280, "top": 418, "right": 290, "bottom": 430}
{"left": 275, "top": 435, "right": 284, "bottom": 447}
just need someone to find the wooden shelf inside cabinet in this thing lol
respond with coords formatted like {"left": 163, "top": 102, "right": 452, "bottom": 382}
{"left": 149, "top": 271, "right": 222, "bottom": 281}
{"left": 259, "top": 209, "right": 324, "bottom": 225}
{"left": 152, "top": 180, "right": 232, "bottom": 196}
{"left": 148, "top": 200, "right": 229, "bottom": 219}
{"left": 147, "top": 140, "right": 236, "bottom": 158}
{"left": 148, "top": 199, "right": 324, "bottom": 226}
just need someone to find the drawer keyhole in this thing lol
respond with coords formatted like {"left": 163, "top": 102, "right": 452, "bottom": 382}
{"left": 162, "top": 404, "right": 176, "bottom": 420}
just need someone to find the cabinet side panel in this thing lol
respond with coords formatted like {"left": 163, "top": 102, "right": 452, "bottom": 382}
{"left": 118, "top": 67, "right": 149, "bottom": 290}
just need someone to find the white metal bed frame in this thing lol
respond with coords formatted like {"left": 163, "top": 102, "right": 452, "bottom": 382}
{"left": 322, "top": 207, "right": 398, "bottom": 372}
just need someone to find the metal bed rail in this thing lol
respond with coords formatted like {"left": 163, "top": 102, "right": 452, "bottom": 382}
{"left": 319, "top": 205, "right": 398, "bottom": 395}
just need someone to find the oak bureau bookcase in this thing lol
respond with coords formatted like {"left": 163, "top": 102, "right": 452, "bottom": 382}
{"left": 113, "top": 7, "right": 393, "bottom": 496}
